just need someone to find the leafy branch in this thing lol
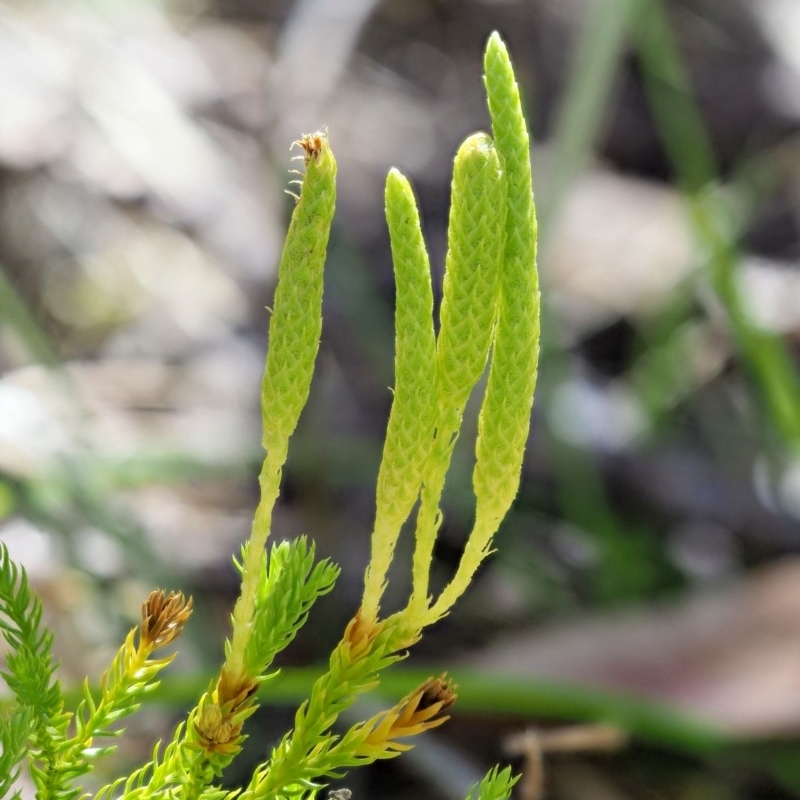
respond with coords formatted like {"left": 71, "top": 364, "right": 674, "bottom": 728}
{"left": 0, "top": 31, "right": 538, "bottom": 800}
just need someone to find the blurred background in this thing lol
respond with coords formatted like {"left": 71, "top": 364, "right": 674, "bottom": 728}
{"left": 3, "top": 0, "right": 800, "bottom": 797}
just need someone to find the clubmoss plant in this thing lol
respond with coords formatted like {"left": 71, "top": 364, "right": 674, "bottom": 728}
{"left": 0, "top": 31, "right": 538, "bottom": 800}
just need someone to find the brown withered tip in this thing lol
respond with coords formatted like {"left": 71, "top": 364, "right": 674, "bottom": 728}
{"left": 292, "top": 131, "right": 326, "bottom": 165}
{"left": 355, "top": 672, "right": 458, "bottom": 754}
{"left": 379, "top": 672, "right": 457, "bottom": 740}
{"left": 344, "top": 609, "right": 383, "bottom": 651}
{"left": 417, "top": 673, "right": 457, "bottom": 713}
{"left": 193, "top": 703, "right": 245, "bottom": 757}
{"left": 140, "top": 589, "right": 193, "bottom": 650}
{"left": 215, "top": 665, "right": 260, "bottom": 711}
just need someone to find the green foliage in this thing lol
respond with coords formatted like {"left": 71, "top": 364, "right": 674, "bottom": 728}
{"left": 361, "top": 33, "right": 540, "bottom": 636}
{"left": 429, "top": 34, "right": 540, "bottom": 621}
{"left": 239, "top": 624, "right": 408, "bottom": 800}
{"left": 228, "top": 132, "right": 339, "bottom": 694}
{"left": 0, "top": 32, "right": 536, "bottom": 800}
{"left": 362, "top": 169, "right": 437, "bottom": 618}
{"left": 0, "top": 541, "right": 73, "bottom": 799}
{"left": 464, "top": 766, "right": 519, "bottom": 800}
{"left": 242, "top": 537, "right": 339, "bottom": 679}
{"left": 408, "top": 132, "right": 507, "bottom": 619}
{"left": 0, "top": 703, "right": 31, "bottom": 799}
{"left": 261, "top": 133, "right": 338, "bottom": 453}
{"left": 0, "top": 544, "right": 60, "bottom": 712}
{"left": 1, "top": 544, "right": 195, "bottom": 799}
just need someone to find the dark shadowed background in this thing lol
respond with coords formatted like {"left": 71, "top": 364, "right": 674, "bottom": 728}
{"left": 3, "top": 0, "right": 800, "bottom": 798}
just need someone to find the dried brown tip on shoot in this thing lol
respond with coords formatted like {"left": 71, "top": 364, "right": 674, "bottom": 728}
{"left": 388, "top": 673, "right": 456, "bottom": 736}
{"left": 355, "top": 674, "right": 457, "bottom": 759}
{"left": 292, "top": 130, "right": 327, "bottom": 164}
{"left": 194, "top": 703, "right": 246, "bottom": 757}
{"left": 193, "top": 669, "right": 260, "bottom": 758}
{"left": 215, "top": 665, "right": 260, "bottom": 711}
{"left": 345, "top": 609, "right": 380, "bottom": 649}
{"left": 416, "top": 673, "right": 457, "bottom": 713}
{"left": 140, "top": 589, "right": 193, "bottom": 650}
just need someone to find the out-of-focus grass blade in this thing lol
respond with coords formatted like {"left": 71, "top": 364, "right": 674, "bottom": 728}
{"left": 140, "top": 666, "right": 731, "bottom": 756}
{"left": 543, "top": 0, "right": 637, "bottom": 231}
{"left": 0, "top": 263, "right": 59, "bottom": 366}
{"left": 539, "top": 0, "right": 651, "bottom": 601}
{"left": 631, "top": 0, "right": 800, "bottom": 445}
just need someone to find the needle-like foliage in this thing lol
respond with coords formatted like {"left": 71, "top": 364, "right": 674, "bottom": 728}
{"left": 0, "top": 32, "right": 537, "bottom": 800}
